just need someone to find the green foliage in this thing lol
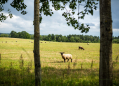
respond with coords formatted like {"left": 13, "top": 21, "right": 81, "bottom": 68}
{"left": 70, "top": 36, "right": 75, "bottom": 42}
{"left": 0, "top": 0, "right": 27, "bottom": 22}
{"left": 40, "top": 0, "right": 99, "bottom": 33}
{"left": 113, "top": 39, "right": 119, "bottom": 43}
{"left": 1, "top": 31, "right": 119, "bottom": 43}
{"left": 31, "top": 34, "right": 34, "bottom": 39}
{"left": 58, "top": 37, "right": 61, "bottom": 42}
{"left": 40, "top": 34, "right": 100, "bottom": 43}
{"left": 1, "top": 0, "right": 99, "bottom": 33}
{"left": 10, "top": 0, "right": 27, "bottom": 14}
{"left": 0, "top": 8, "right": 13, "bottom": 22}
{"left": 10, "top": 30, "right": 31, "bottom": 39}
{"left": 0, "top": 33, "right": 9, "bottom": 37}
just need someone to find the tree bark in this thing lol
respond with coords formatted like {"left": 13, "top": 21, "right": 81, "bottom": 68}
{"left": 99, "top": 0, "right": 113, "bottom": 86}
{"left": 34, "top": 0, "right": 41, "bottom": 86}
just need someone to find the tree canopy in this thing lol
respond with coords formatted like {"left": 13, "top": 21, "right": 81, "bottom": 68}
{"left": 40, "top": 0, "right": 99, "bottom": 33}
{"left": 0, "top": 0, "right": 27, "bottom": 22}
{"left": 0, "top": 0, "right": 99, "bottom": 33}
{"left": 10, "top": 30, "right": 31, "bottom": 39}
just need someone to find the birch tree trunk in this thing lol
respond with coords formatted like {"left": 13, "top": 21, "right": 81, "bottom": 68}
{"left": 99, "top": 0, "right": 113, "bottom": 86}
{"left": 34, "top": 0, "right": 41, "bottom": 86}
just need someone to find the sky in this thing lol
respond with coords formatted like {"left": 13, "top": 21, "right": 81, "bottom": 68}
{"left": 0, "top": 0, "right": 119, "bottom": 37}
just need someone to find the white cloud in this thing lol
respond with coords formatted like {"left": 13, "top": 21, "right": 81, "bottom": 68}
{"left": 0, "top": 13, "right": 34, "bottom": 33}
{"left": 0, "top": 1, "right": 119, "bottom": 37}
{"left": 113, "top": 29, "right": 119, "bottom": 31}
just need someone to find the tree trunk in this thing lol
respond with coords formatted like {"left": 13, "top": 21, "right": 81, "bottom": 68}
{"left": 34, "top": 0, "right": 41, "bottom": 86}
{"left": 99, "top": 0, "right": 113, "bottom": 86}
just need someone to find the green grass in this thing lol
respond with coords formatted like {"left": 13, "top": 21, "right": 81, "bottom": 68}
{"left": 0, "top": 37, "right": 119, "bottom": 86}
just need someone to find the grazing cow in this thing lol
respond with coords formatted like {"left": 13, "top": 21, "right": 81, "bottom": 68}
{"left": 79, "top": 46, "right": 84, "bottom": 50}
{"left": 87, "top": 43, "right": 89, "bottom": 45}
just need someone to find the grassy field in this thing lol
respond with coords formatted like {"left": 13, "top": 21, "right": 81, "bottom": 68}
{"left": 0, "top": 37, "right": 119, "bottom": 86}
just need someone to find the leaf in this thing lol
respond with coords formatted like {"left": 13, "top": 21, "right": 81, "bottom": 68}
{"left": 91, "top": 9, "right": 93, "bottom": 15}
{"left": 72, "top": 12, "right": 75, "bottom": 15}
{"left": 81, "top": 16, "right": 84, "bottom": 19}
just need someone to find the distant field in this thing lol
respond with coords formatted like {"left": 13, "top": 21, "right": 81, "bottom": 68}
{"left": 0, "top": 37, "right": 119, "bottom": 86}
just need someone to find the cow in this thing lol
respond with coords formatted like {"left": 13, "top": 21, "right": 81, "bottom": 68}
{"left": 79, "top": 46, "right": 84, "bottom": 50}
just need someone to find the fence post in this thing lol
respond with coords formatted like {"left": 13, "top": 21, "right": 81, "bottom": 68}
{"left": 116, "top": 56, "right": 118, "bottom": 63}
{"left": 0, "top": 53, "right": 1, "bottom": 63}
{"left": 91, "top": 59, "right": 93, "bottom": 69}
{"left": 81, "top": 63, "right": 83, "bottom": 70}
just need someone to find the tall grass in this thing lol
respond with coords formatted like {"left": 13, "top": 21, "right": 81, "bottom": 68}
{"left": 0, "top": 37, "right": 119, "bottom": 86}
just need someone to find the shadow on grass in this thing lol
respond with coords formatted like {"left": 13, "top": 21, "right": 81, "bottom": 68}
{"left": 50, "top": 60, "right": 64, "bottom": 63}
{"left": 0, "top": 67, "right": 35, "bottom": 86}
{"left": 0, "top": 65, "right": 99, "bottom": 86}
{"left": 41, "top": 66, "right": 119, "bottom": 86}
{"left": 0, "top": 64, "right": 119, "bottom": 86}
{"left": 50, "top": 60, "right": 75, "bottom": 63}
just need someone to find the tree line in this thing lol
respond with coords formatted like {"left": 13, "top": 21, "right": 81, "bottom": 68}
{"left": 40, "top": 34, "right": 100, "bottom": 43}
{"left": 0, "top": 30, "right": 119, "bottom": 43}
{"left": 0, "top": 31, "right": 33, "bottom": 39}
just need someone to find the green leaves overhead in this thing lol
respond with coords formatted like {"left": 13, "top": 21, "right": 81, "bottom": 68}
{"left": 10, "top": 0, "right": 27, "bottom": 15}
{"left": 40, "top": 0, "right": 99, "bottom": 33}
{"left": 69, "top": 1, "right": 77, "bottom": 10}
{"left": 0, "top": 13, "right": 7, "bottom": 21}
{"left": 0, "top": 0, "right": 8, "bottom": 4}
{"left": 0, "top": 0, "right": 99, "bottom": 33}
{"left": 0, "top": 0, "right": 27, "bottom": 22}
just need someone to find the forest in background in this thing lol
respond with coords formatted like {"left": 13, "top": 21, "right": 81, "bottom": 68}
{"left": 0, "top": 30, "right": 119, "bottom": 43}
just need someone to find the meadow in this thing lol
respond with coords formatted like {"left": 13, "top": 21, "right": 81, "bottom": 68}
{"left": 0, "top": 37, "right": 119, "bottom": 86}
